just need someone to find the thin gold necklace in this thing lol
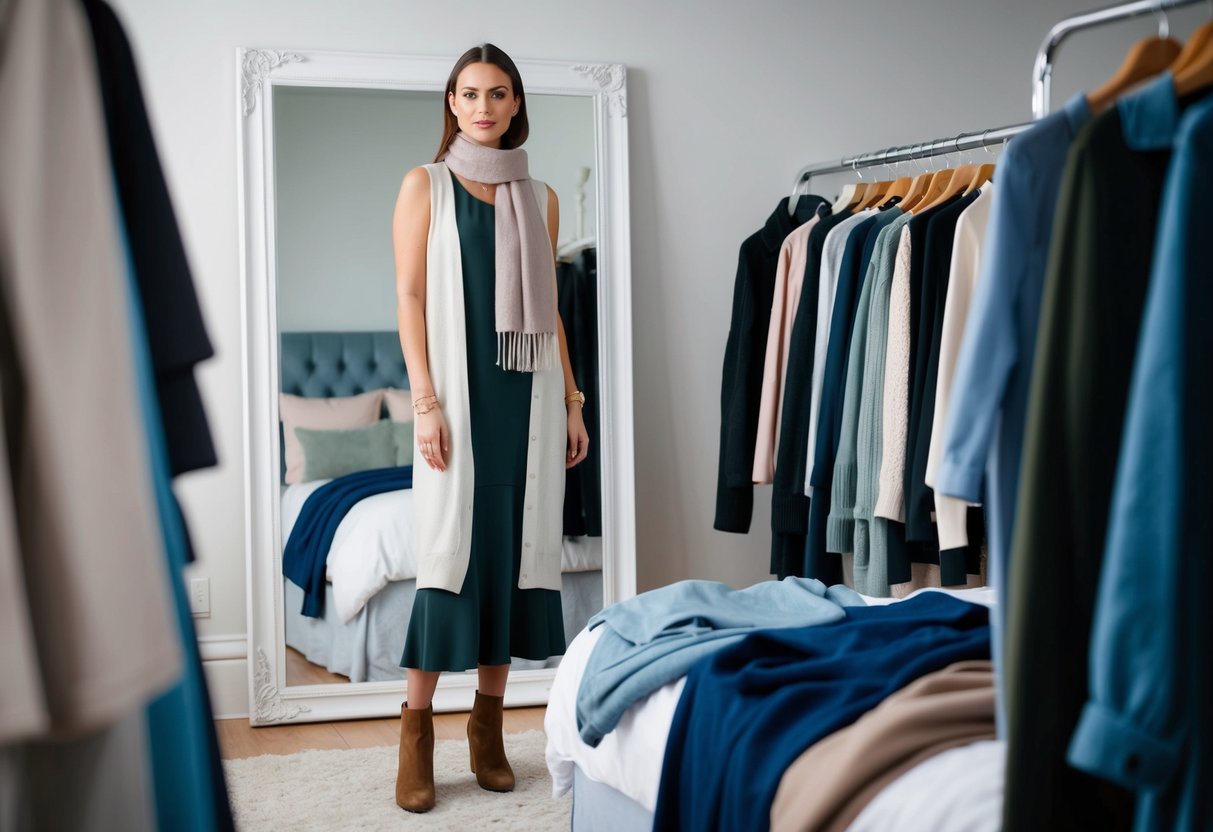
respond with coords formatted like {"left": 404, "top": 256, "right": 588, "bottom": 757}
{"left": 461, "top": 174, "right": 492, "bottom": 195}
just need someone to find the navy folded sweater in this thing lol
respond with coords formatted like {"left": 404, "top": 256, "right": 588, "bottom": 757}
{"left": 652, "top": 592, "right": 991, "bottom": 832}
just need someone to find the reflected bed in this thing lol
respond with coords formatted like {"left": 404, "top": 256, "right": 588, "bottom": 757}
{"left": 279, "top": 330, "right": 602, "bottom": 683}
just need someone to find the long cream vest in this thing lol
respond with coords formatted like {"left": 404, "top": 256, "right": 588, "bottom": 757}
{"left": 413, "top": 162, "right": 566, "bottom": 593}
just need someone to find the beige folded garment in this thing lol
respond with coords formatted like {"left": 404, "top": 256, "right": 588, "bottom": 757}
{"left": 771, "top": 660, "right": 996, "bottom": 832}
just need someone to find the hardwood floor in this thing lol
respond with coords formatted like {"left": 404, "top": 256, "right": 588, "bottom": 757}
{"left": 216, "top": 706, "right": 547, "bottom": 760}
{"left": 285, "top": 645, "right": 351, "bottom": 686}
{"left": 229, "top": 646, "right": 546, "bottom": 760}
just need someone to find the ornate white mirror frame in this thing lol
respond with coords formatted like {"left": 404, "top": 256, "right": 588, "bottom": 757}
{"left": 236, "top": 47, "right": 636, "bottom": 725}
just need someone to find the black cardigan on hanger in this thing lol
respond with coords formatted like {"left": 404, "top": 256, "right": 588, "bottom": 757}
{"left": 715, "top": 195, "right": 826, "bottom": 533}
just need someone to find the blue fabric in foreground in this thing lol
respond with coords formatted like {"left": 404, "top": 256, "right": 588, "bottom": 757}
{"left": 653, "top": 592, "right": 991, "bottom": 832}
{"left": 576, "top": 577, "right": 863, "bottom": 747}
{"left": 283, "top": 467, "right": 413, "bottom": 618}
{"left": 116, "top": 195, "right": 226, "bottom": 832}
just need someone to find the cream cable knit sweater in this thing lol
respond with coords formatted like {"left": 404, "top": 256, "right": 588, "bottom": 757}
{"left": 874, "top": 227, "right": 914, "bottom": 523}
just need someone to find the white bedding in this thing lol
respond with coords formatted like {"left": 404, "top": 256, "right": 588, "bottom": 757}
{"left": 281, "top": 479, "right": 603, "bottom": 623}
{"left": 543, "top": 586, "right": 999, "bottom": 814}
{"left": 847, "top": 738, "right": 1005, "bottom": 832}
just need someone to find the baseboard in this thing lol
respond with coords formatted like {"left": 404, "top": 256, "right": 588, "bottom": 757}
{"left": 199, "top": 634, "right": 250, "bottom": 719}
{"left": 198, "top": 634, "right": 247, "bottom": 662}
{"left": 204, "top": 658, "right": 250, "bottom": 720}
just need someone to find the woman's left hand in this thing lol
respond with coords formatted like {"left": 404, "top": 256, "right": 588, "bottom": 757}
{"left": 566, "top": 405, "right": 589, "bottom": 468}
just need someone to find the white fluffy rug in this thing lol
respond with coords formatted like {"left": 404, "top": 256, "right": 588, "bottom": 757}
{"left": 223, "top": 729, "right": 570, "bottom": 831}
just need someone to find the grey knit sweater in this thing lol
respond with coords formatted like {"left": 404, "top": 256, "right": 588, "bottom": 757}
{"left": 827, "top": 212, "right": 911, "bottom": 564}
{"left": 851, "top": 213, "right": 913, "bottom": 594}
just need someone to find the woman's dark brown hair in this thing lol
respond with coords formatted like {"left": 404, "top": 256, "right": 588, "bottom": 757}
{"left": 433, "top": 44, "right": 529, "bottom": 162}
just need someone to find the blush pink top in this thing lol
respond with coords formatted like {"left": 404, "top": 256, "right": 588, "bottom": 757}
{"left": 753, "top": 214, "right": 820, "bottom": 483}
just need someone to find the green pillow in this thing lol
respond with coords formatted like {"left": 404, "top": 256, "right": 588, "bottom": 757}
{"left": 392, "top": 420, "right": 415, "bottom": 467}
{"left": 294, "top": 420, "right": 398, "bottom": 482}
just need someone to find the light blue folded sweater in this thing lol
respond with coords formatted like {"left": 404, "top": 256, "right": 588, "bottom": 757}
{"left": 575, "top": 577, "right": 864, "bottom": 746}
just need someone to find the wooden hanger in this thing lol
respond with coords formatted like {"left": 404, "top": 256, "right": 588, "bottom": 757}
{"left": 1172, "top": 20, "right": 1213, "bottom": 97}
{"left": 1086, "top": 35, "right": 1182, "bottom": 115}
{"left": 855, "top": 180, "right": 893, "bottom": 210}
{"left": 881, "top": 176, "right": 914, "bottom": 207}
{"left": 912, "top": 165, "right": 973, "bottom": 214}
{"left": 847, "top": 182, "right": 870, "bottom": 210}
{"left": 963, "top": 163, "right": 996, "bottom": 195}
{"left": 897, "top": 169, "right": 938, "bottom": 212}
{"left": 831, "top": 182, "right": 867, "bottom": 214}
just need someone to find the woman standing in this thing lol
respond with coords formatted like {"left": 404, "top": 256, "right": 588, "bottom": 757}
{"left": 390, "top": 43, "right": 590, "bottom": 813}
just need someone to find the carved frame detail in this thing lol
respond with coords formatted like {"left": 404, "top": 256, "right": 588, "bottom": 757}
{"left": 240, "top": 49, "right": 304, "bottom": 116}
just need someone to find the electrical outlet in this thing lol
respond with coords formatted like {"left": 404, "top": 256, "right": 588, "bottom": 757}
{"left": 190, "top": 577, "right": 210, "bottom": 618}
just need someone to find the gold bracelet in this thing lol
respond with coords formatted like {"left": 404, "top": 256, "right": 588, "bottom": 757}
{"left": 412, "top": 395, "right": 440, "bottom": 414}
{"left": 565, "top": 390, "right": 586, "bottom": 407}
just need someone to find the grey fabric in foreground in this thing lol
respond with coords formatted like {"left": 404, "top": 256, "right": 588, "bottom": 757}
{"left": 223, "top": 730, "right": 567, "bottom": 831}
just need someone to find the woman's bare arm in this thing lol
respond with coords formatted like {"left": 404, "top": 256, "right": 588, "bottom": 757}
{"left": 547, "top": 185, "right": 589, "bottom": 467}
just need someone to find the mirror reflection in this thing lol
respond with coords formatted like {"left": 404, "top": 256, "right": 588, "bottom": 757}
{"left": 271, "top": 82, "right": 604, "bottom": 688}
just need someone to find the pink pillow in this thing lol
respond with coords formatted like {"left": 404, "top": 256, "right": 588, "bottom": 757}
{"left": 279, "top": 389, "right": 385, "bottom": 484}
{"left": 383, "top": 388, "right": 416, "bottom": 423}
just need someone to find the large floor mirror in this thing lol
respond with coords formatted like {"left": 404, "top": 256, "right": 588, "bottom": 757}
{"left": 238, "top": 49, "right": 635, "bottom": 725}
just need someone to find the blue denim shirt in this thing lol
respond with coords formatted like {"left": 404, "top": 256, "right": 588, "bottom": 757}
{"left": 1068, "top": 88, "right": 1213, "bottom": 832}
{"left": 932, "top": 92, "right": 1090, "bottom": 734}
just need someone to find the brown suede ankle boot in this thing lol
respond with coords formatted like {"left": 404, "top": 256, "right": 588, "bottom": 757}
{"left": 395, "top": 702, "right": 435, "bottom": 812}
{"left": 467, "top": 691, "right": 515, "bottom": 792}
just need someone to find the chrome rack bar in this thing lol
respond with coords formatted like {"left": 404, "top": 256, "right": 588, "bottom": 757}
{"left": 792, "top": 122, "right": 1032, "bottom": 190}
{"left": 793, "top": 0, "right": 1206, "bottom": 192}
{"left": 1034, "top": 0, "right": 1203, "bottom": 117}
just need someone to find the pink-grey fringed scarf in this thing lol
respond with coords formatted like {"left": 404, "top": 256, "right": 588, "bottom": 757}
{"left": 443, "top": 132, "right": 558, "bottom": 373}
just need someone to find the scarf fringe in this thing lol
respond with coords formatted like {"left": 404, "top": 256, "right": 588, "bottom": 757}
{"left": 496, "top": 331, "right": 558, "bottom": 373}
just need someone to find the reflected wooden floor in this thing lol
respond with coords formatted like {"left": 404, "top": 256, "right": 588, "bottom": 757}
{"left": 217, "top": 700, "right": 547, "bottom": 761}
{"left": 228, "top": 646, "right": 548, "bottom": 760}
{"left": 285, "top": 645, "right": 351, "bottom": 686}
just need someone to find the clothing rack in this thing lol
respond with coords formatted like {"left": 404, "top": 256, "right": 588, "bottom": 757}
{"left": 793, "top": 0, "right": 1207, "bottom": 191}
{"left": 1034, "top": 0, "right": 1205, "bottom": 117}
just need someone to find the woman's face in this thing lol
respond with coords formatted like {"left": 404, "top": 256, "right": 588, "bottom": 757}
{"left": 448, "top": 62, "right": 519, "bottom": 148}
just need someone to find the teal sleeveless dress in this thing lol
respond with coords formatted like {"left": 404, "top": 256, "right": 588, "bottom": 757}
{"left": 400, "top": 170, "right": 566, "bottom": 672}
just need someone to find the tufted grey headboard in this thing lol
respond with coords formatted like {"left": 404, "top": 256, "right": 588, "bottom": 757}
{"left": 278, "top": 331, "right": 409, "bottom": 480}
{"left": 280, "top": 330, "right": 408, "bottom": 397}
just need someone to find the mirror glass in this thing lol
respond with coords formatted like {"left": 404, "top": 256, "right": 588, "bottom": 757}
{"left": 271, "top": 84, "right": 605, "bottom": 688}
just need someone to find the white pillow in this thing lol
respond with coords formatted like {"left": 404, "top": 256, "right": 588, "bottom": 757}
{"left": 279, "top": 389, "right": 385, "bottom": 484}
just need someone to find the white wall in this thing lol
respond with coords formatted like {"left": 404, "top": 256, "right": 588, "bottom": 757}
{"left": 106, "top": 0, "right": 1209, "bottom": 715}
{"left": 273, "top": 86, "right": 430, "bottom": 332}
{"left": 274, "top": 86, "right": 595, "bottom": 333}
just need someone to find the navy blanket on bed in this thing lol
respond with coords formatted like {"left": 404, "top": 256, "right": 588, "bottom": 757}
{"left": 283, "top": 466, "right": 413, "bottom": 618}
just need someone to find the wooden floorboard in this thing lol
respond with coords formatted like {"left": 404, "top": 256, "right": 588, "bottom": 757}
{"left": 218, "top": 706, "right": 547, "bottom": 760}
{"left": 285, "top": 646, "right": 350, "bottom": 687}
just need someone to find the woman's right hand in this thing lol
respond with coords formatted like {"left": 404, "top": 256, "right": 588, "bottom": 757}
{"left": 416, "top": 408, "right": 450, "bottom": 472}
